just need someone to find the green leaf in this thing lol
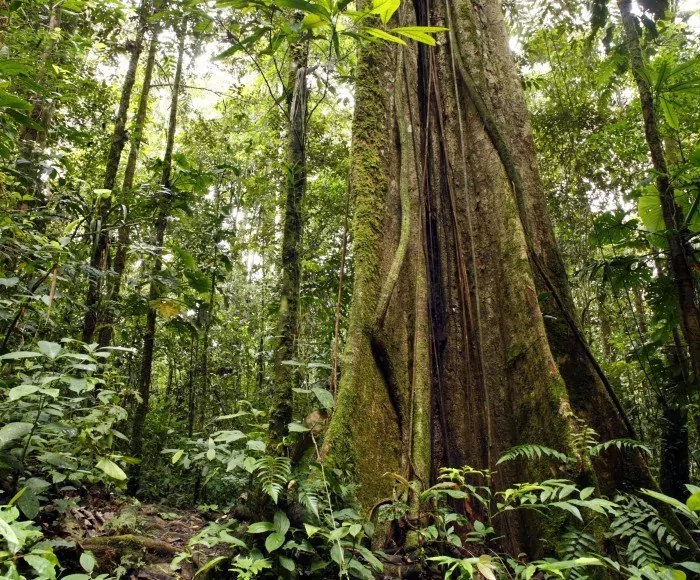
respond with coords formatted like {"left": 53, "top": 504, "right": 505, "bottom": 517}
{"left": 96, "top": 458, "right": 127, "bottom": 481}
{"left": 171, "top": 245, "right": 197, "bottom": 269}
{"left": 184, "top": 269, "right": 212, "bottom": 293}
{"left": 279, "top": 555, "right": 295, "bottom": 571}
{"left": 0, "top": 517, "right": 20, "bottom": 552}
{"left": 274, "top": 0, "right": 329, "bottom": 17}
{"left": 366, "top": 27, "right": 406, "bottom": 45}
{"left": 288, "top": 421, "right": 309, "bottom": 432}
{"left": 80, "top": 551, "right": 96, "bottom": 573}
{"left": 172, "top": 449, "right": 184, "bottom": 464}
{"left": 0, "top": 90, "right": 31, "bottom": 110}
{"left": 0, "top": 61, "right": 30, "bottom": 77}
{"left": 247, "top": 439, "right": 266, "bottom": 452}
{"left": 38, "top": 341, "right": 61, "bottom": 359}
{"left": 636, "top": 187, "right": 669, "bottom": 248}
{"left": 552, "top": 501, "right": 583, "bottom": 521}
{"left": 24, "top": 555, "right": 56, "bottom": 580}
{"left": 265, "top": 531, "right": 285, "bottom": 552}
{"left": 214, "top": 45, "right": 241, "bottom": 60}
{"left": 370, "top": 0, "right": 400, "bottom": 24}
{"left": 540, "top": 557, "right": 603, "bottom": 571}
{"left": 689, "top": 145, "right": 700, "bottom": 167}
{"left": 273, "top": 511, "right": 290, "bottom": 535}
{"left": 311, "top": 386, "right": 334, "bottom": 409}
{"left": 686, "top": 491, "right": 700, "bottom": 511}
{"left": 680, "top": 562, "right": 700, "bottom": 574}
{"left": 304, "top": 523, "right": 321, "bottom": 537}
{"left": 247, "top": 521, "right": 276, "bottom": 533}
{"left": 17, "top": 488, "right": 39, "bottom": 519}
{"left": 659, "top": 96, "right": 679, "bottom": 130}
{"left": 193, "top": 555, "right": 227, "bottom": 577}
{"left": 392, "top": 26, "right": 447, "bottom": 45}
{"left": 642, "top": 489, "right": 692, "bottom": 515}
{"left": 0, "top": 422, "right": 33, "bottom": 449}
{"left": 9, "top": 384, "right": 40, "bottom": 400}
{"left": 0, "top": 351, "right": 42, "bottom": 360}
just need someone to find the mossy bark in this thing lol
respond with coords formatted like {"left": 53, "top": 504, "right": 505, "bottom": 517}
{"left": 270, "top": 38, "right": 310, "bottom": 444}
{"left": 325, "top": 0, "right": 675, "bottom": 557}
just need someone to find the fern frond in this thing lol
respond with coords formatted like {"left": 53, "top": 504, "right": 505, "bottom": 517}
{"left": 298, "top": 487, "right": 320, "bottom": 519}
{"left": 589, "top": 438, "right": 651, "bottom": 457}
{"left": 611, "top": 494, "right": 685, "bottom": 567}
{"left": 567, "top": 414, "right": 600, "bottom": 455}
{"left": 496, "top": 444, "right": 570, "bottom": 465}
{"left": 557, "top": 530, "right": 601, "bottom": 580}
{"left": 253, "top": 456, "right": 291, "bottom": 504}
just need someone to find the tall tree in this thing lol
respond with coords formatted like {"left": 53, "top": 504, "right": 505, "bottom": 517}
{"left": 98, "top": 31, "right": 160, "bottom": 348}
{"left": 82, "top": 0, "right": 150, "bottom": 343}
{"left": 616, "top": 0, "right": 700, "bottom": 392}
{"left": 270, "top": 35, "right": 310, "bottom": 444}
{"left": 324, "top": 0, "right": 684, "bottom": 555}
{"left": 129, "top": 21, "right": 186, "bottom": 495}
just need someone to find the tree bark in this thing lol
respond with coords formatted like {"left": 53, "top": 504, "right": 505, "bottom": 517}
{"left": 83, "top": 0, "right": 149, "bottom": 344}
{"left": 270, "top": 37, "right": 309, "bottom": 444}
{"left": 617, "top": 0, "right": 700, "bottom": 393}
{"left": 98, "top": 31, "right": 159, "bottom": 348}
{"left": 659, "top": 329, "right": 691, "bottom": 501}
{"left": 324, "top": 0, "right": 688, "bottom": 556}
{"left": 128, "top": 24, "right": 185, "bottom": 495}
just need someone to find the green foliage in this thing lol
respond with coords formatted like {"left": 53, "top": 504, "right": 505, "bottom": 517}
{"left": 0, "top": 497, "right": 59, "bottom": 580}
{"left": 0, "top": 340, "right": 131, "bottom": 517}
{"left": 167, "top": 397, "right": 383, "bottom": 578}
{"left": 495, "top": 444, "right": 569, "bottom": 465}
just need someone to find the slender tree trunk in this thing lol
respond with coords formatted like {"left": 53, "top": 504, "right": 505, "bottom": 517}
{"left": 195, "top": 190, "right": 221, "bottom": 427}
{"left": 325, "top": 0, "right": 692, "bottom": 555}
{"left": 617, "top": 0, "right": 700, "bottom": 392}
{"left": 599, "top": 295, "right": 614, "bottom": 361}
{"left": 270, "top": 38, "right": 309, "bottom": 444}
{"left": 659, "top": 327, "right": 691, "bottom": 500}
{"left": 128, "top": 25, "right": 185, "bottom": 495}
{"left": 83, "top": 0, "right": 149, "bottom": 344}
{"left": 98, "top": 32, "right": 159, "bottom": 348}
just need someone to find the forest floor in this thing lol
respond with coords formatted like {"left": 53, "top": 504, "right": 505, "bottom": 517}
{"left": 46, "top": 492, "right": 220, "bottom": 579}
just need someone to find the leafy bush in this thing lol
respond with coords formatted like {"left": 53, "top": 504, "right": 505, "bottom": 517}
{"left": 0, "top": 340, "right": 132, "bottom": 518}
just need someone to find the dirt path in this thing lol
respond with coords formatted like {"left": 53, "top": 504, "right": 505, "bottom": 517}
{"left": 53, "top": 496, "right": 220, "bottom": 579}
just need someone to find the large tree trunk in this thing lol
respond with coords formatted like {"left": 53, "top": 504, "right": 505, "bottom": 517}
{"left": 83, "top": 0, "right": 149, "bottom": 344}
{"left": 128, "top": 25, "right": 185, "bottom": 495}
{"left": 616, "top": 0, "right": 700, "bottom": 393}
{"left": 98, "top": 31, "right": 159, "bottom": 348}
{"left": 270, "top": 38, "right": 309, "bottom": 444}
{"left": 324, "top": 0, "right": 686, "bottom": 556}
